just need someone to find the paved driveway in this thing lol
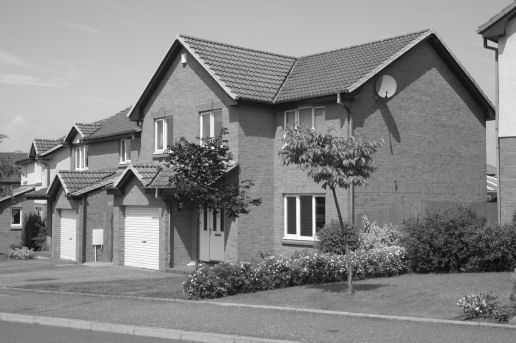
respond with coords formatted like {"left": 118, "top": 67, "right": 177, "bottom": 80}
{"left": 0, "top": 255, "right": 173, "bottom": 287}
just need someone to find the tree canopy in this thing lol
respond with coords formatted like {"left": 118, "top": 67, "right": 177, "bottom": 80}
{"left": 165, "top": 129, "right": 260, "bottom": 217}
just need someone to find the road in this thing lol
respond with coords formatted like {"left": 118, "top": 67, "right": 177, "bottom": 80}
{"left": 1, "top": 288, "right": 515, "bottom": 343}
{"left": 0, "top": 321, "right": 180, "bottom": 343}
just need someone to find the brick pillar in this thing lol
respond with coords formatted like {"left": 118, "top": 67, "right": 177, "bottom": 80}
{"left": 498, "top": 137, "right": 516, "bottom": 224}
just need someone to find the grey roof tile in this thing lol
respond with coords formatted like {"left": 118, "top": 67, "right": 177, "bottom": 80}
{"left": 59, "top": 170, "right": 116, "bottom": 194}
{"left": 86, "top": 107, "right": 139, "bottom": 140}
{"left": 0, "top": 185, "right": 35, "bottom": 203}
{"left": 33, "top": 139, "right": 63, "bottom": 156}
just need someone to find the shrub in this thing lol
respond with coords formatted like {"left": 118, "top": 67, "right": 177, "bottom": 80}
{"left": 401, "top": 207, "right": 486, "bottom": 273}
{"left": 314, "top": 220, "right": 359, "bottom": 255}
{"left": 21, "top": 213, "right": 46, "bottom": 251}
{"left": 183, "top": 246, "right": 408, "bottom": 299}
{"left": 7, "top": 246, "right": 35, "bottom": 260}
{"left": 358, "top": 216, "right": 401, "bottom": 251}
{"left": 457, "top": 292, "right": 514, "bottom": 322}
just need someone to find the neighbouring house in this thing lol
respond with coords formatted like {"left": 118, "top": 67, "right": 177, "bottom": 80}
{"left": 44, "top": 29, "right": 492, "bottom": 270}
{"left": 46, "top": 107, "right": 141, "bottom": 262}
{"left": 478, "top": 0, "right": 516, "bottom": 224}
{"left": 0, "top": 151, "right": 29, "bottom": 252}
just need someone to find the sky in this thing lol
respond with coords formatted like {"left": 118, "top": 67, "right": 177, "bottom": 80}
{"left": 0, "top": 0, "right": 508, "bottom": 165}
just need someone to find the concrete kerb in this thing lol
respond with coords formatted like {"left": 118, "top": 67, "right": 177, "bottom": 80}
{"left": 6, "top": 286, "right": 516, "bottom": 330}
{"left": 0, "top": 312, "right": 298, "bottom": 343}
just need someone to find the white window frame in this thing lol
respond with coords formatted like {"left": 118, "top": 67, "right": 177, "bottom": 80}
{"left": 11, "top": 207, "right": 22, "bottom": 229}
{"left": 199, "top": 109, "right": 222, "bottom": 144}
{"left": 74, "top": 146, "right": 87, "bottom": 170}
{"left": 283, "top": 194, "right": 325, "bottom": 240}
{"left": 119, "top": 138, "right": 131, "bottom": 164}
{"left": 154, "top": 118, "right": 167, "bottom": 154}
{"left": 283, "top": 106, "right": 325, "bottom": 129}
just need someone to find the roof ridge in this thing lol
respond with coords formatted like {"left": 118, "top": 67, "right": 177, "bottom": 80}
{"left": 272, "top": 58, "right": 299, "bottom": 103}
{"left": 298, "top": 29, "right": 432, "bottom": 59}
{"left": 178, "top": 34, "right": 297, "bottom": 60}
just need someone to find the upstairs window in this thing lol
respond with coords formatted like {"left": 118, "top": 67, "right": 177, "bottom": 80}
{"left": 284, "top": 107, "right": 325, "bottom": 130}
{"left": 154, "top": 117, "right": 173, "bottom": 153}
{"left": 200, "top": 109, "right": 222, "bottom": 143}
{"left": 74, "top": 146, "right": 88, "bottom": 170}
{"left": 120, "top": 139, "right": 131, "bottom": 164}
{"left": 284, "top": 194, "right": 325, "bottom": 240}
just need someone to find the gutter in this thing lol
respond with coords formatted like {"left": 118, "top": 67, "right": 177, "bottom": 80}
{"left": 483, "top": 37, "right": 500, "bottom": 224}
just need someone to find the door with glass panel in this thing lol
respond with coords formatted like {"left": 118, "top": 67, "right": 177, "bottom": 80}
{"left": 199, "top": 208, "right": 225, "bottom": 261}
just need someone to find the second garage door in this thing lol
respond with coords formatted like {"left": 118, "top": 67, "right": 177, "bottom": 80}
{"left": 124, "top": 206, "right": 160, "bottom": 270}
{"left": 60, "top": 209, "right": 77, "bottom": 261}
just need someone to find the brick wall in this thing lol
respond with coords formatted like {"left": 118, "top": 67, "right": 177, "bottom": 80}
{"left": 351, "top": 42, "right": 487, "bottom": 225}
{"left": 83, "top": 190, "right": 114, "bottom": 262}
{"left": 499, "top": 137, "right": 516, "bottom": 223}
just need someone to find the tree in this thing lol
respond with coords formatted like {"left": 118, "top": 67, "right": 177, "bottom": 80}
{"left": 165, "top": 128, "right": 260, "bottom": 218}
{"left": 0, "top": 134, "right": 7, "bottom": 143}
{"left": 279, "top": 126, "right": 382, "bottom": 294}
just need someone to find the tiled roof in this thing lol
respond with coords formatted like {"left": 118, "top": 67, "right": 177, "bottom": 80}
{"left": 131, "top": 163, "right": 162, "bottom": 186}
{"left": 33, "top": 138, "right": 63, "bottom": 156}
{"left": 0, "top": 185, "right": 35, "bottom": 203}
{"left": 25, "top": 187, "right": 49, "bottom": 199}
{"left": 179, "top": 30, "right": 431, "bottom": 104}
{"left": 478, "top": 1, "right": 516, "bottom": 34}
{"left": 85, "top": 107, "right": 139, "bottom": 140}
{"left": 180, "top": 35, "right": 296, "bottom": 103}
{"left": 74, "top": 123, "right": 102, "bottom": 137}
{"left": 275, "top": 30, "right": 431, "bottom": 102}
{"left": 0, "top": 152, "right": 26, "bottom": 176}
{"left": 58, "top": 170, "right": 116, "bottom": 194}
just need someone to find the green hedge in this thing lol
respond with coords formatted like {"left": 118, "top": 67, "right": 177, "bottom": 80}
{"left": 183, "top": 247, "right": 408, "bottom": 299}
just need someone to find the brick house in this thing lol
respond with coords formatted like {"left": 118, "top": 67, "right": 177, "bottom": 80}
{"left": 478, "top": 0, "right": 516, "bottom": 224}
{"left": 50, "top": 29, "right": 489, "bottom": 271}
{"left": 47, "top": 107, "right": 141, "bottom": 262}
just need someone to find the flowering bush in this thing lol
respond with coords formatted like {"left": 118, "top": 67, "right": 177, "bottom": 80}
{"left": 314, "top": 220, "right": 359, "bottom": 255}
{"left": 183, "top": 246, "right": 408, "bottom": 299}
{"left": 457, "top": 292, "right": 514, "bottom": 322}
{"left": 7, "top": 246, "right": 35, "bottom": 260}
{"left": 358, "top": 216, "right": 401, "bottom": 250}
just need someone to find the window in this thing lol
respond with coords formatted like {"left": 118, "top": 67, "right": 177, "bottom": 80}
{"left": 284, "top": 107, "right": 325, "bottom": 130}
{"left": 74, "top": 146, "right": 88, "bottom": 170}
{"left": 120, "top": 139, "right": 131, "bottom": 163}
{"left": 199, "top": 109, "right": 222, "bottom": 142}
{"left": 11, "top": 208, "right": 22, "bottom": 228}
{"left": 154, "top": 117, "right": 173, "bottom": 153}
{"left": 284, "top": 195, "right": 325, "bottom": 240}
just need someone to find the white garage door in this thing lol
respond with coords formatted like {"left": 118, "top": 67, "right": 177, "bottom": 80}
{"left": 60, "top": 209, "right": 77, "bottom": 261}
{"left": 124, "top": 206, "right": 160, "bottom": 270}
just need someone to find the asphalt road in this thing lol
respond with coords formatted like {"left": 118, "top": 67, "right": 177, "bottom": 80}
{"left": 1, "top": 288, "right": 515, "bottom": 343}
{"left": 0, "top": 321, "right": 181, "bottom": 343}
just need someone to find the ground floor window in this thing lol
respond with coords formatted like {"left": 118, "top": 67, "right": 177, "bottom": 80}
{"left": 11, "top": 207, "right": 22, "bottom": 229}
{"left": 284, "top": 194, "right": 325, "bottom": 240}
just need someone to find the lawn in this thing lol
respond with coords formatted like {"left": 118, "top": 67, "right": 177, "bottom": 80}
{"left": 19, "top": 276, "right": 186, "bottom": 299}
{"left": 17, "top": 272, "right": 513, "bottom": 320}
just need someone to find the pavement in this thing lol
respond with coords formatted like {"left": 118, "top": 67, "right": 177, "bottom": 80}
{"left": 1, "top": 255, "right": 516, "bottom": 343}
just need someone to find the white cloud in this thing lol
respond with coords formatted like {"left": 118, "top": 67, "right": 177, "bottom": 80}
{"left": 60, "top": 21, "right": 103, "bottom": 34}
{"left": 0, "top": 62, "right": 83, "bottom": 88}
{"left": 0, "top": 51, "right": 33, "bottom": 68}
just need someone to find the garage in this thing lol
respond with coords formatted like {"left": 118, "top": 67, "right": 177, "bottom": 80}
{"left": 124, "top": 206, "right": 160, "bottom": 270}
{"left": 60, "top": 209, "right": 77, "bottom": 261}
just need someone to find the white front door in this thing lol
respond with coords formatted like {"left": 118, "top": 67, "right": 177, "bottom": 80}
{"left": 124, "top": 207, "right": 160, "bottom": 270}
{"left": 60, "top": 209, "right": 76, "bottom": 261}
{"left": 199, "top": 208, "right": 225, "bottom": 261}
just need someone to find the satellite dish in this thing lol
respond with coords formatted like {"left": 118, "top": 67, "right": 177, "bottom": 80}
{"left": 375, "top": 75, "right": 397, "bottom": 99}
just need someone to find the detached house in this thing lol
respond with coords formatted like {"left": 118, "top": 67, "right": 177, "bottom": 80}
{"left": 47, "top": 29, "right": 493, "bottom": 270}
{"left": 47, "top": 107, "right": 141, "bottom": 262}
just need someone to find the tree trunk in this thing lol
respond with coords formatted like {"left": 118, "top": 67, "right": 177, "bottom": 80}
{"left": 331, "top": 186, "right": 354, "bottom": 295}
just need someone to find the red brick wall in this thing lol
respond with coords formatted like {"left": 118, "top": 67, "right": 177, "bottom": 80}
{"left": 499, "top": 137, "right": 516, "bottom": 224}
{"left": 83, "top": 190, "right": 114, "bottom": 262}
{"left": 352, "top": 42, "right": 487, "bottom": 224}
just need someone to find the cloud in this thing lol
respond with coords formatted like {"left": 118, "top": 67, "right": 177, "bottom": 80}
{"left": 60, "top": 21, "right": 103, "bottom": 34}
{"left": 0, "top": 62, "right": 83, "bottom": 88}
{"left": 0, "top": 51, "right": 33, "bottom": 68}
{"left": 74, "top": 96, "right": 118, "bottom": 105}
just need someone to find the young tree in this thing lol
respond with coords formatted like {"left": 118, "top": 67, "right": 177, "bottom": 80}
{"left": 279, "top": 126, "right": 382, "bottom": 294}
{"left": 165, "top": 128, "right": 260, "bottom": 218}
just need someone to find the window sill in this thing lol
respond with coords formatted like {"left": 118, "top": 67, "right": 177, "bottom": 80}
{"left": 119, "top": 161, "right": 131, "bottom": 165}
{"left": 10, "top": 226, "right": 22, "bottom": 231}
{"left": 281, "top": 238, "right": 315, "bottom": 247}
